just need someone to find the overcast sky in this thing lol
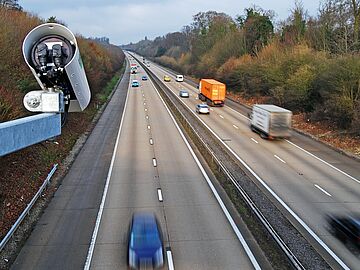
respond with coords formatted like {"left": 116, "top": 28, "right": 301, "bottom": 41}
{"left": 19, "top": 0, "right": 322, "bottom": 45}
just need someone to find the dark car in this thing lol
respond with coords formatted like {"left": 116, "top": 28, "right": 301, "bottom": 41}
{"left": 142, "top": 75, "right": 148, "bottom": 81}
{"left": 127, "top": 212, "right": 164, "bottom": 269}
{"left": 327, "top": 214, "right": 360, "bottom": 247}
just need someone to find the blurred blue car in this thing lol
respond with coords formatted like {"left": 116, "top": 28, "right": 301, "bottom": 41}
{"left": 127, "top": 212, "right": 164, "bottom": 269}
{"left": 141, "top": 75, "right": 148, "bottom": 81}
{"left": 131, "top": 80, "right": 140, "bottom": 87}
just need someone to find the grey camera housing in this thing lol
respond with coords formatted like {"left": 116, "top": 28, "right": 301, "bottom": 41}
{"left": 22, "top": 23, "right": 91, "bottom": 112}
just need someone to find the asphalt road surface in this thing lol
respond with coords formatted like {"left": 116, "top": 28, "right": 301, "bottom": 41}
{"left": 11, "top": 64, "right": 130, "bottom": 270}
{"left": 88, "top": 56, "right": 259, "bottom": 269}
{"left": 11, "top": 58, "right": 263, "bottom": 270}
{"left": 145, "top": 59, "right": 360, "bottom": 270}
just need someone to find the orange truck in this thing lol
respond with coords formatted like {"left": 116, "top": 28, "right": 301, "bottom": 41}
{"left": 198, "top": 79, "right": 226, "bottom": 106}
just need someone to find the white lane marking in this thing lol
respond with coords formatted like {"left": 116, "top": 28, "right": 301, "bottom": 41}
{"left": 153, "top": 158, "right": 157, "bottom": 167}
{"left": 152, "top": 76, "right": 350, "bottom": 270}
{"left": 314, "top": 184, "right": 332, "bottom": 197}
{"left": 274, "top": 155, "right": 286, "bottom": 164}
{"left": 146, "top": 115, "right": 149, "bottom": 119}
{"left": 144, "top": 102, "right": 146, "bottom": 106}
{"left": 148, "top": 78, "right": 262, "bottom": 270}
{"left": 224, "top": 100, "right": 359, "bottom": 186}
{"left": 84, "top": 72, "right": 131, "bottom": 270}
{"left": 149, "top": 138, "right": 153, "bottom": 145}
{"left": 226, "top": 105, "right": 250, "bottom": 120}
{"left": 251, "top": 138, "right": 258, "bottom": 144}
{"left": 166, "top": 250, "right": 175, "bottom": 270}
{"left": 233, "top": 125, "right": 239, "bottom": 129}
{"left": 210, "top": 108, "right": 214, "bottom": 111}
{"left": 286, "top": 140, "right": 360, "bottom": 185}
{"left": 219, "top": 115, "right": 224, "bottom": 119}
{"left": 147, "top": 125, "right": 151, "bottom": 130}
{"left": 157, "top": 188, "right": 163, "bottom": 202}
{"left": 145, "top": 108, "right": 148, "bottom": 112}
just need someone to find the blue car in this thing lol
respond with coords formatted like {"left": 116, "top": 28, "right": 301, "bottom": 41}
{"left": 131, "top": 80, "right": 140, "bottom": 87}
{"left": 127, "top": 212, "right": 164, "bottom": 269}
{"left": 141, "top": 75, "right": 148, "bottom": 81}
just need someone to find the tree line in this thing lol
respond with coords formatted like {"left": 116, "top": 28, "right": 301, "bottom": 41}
{"left": 0, "top": 5, "right": 125, "bottom": 122}
{"left": 123, "top": 1, "right": 360, "bottom": 134}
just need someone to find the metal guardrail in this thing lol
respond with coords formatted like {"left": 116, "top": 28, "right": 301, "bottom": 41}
{"left": 0, "top": 164, "right": 58, "bottom": 252}
{"left": 136, "top": 57, "right": 306, "bottom": 270}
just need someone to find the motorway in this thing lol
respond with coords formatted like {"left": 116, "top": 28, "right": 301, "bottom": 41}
{"left": 10, "top": 58, "right": 265, "bottom": 269}
{"left": 87, "top": 56, "right": 260, "bottom": 269}
{"left": 142, "top": 57, "right": 360, "bottom": 269}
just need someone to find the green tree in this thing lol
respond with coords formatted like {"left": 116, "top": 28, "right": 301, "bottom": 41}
{"left": 281, "top": 1, "right": 307, "bottom": 45}
{"left": 238, "top": 8, "right": 274, "bottom": 54}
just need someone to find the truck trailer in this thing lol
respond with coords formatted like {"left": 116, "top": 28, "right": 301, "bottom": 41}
{"left": 198, "top": 79, "right": 226, "bottom": 106}
{"left": 250, "top": 104, "right": 292, "bottom": 139}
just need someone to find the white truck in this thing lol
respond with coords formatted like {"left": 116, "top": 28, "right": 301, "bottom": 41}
{"left": 250, "top": 104, "right": 292, "bottom": 139}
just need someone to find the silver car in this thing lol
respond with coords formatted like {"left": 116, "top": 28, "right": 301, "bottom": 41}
{"left": 179, "top": 90, "right": 189, "bottom": 98}
{"left": 196, "top": 104, "right": 210, "bottom": 114}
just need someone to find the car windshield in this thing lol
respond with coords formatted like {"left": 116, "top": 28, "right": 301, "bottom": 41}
{"left": 199, "top": 104, "right": 208, "bottom": 108}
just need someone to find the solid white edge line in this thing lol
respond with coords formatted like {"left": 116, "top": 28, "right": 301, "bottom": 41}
{"left": 286, "top": 139, "right": 360, "bottom": 184}
{"left": 147, "top": 67, "right": 350, "bottom": 270}
{"left": 315, "top": 184, "right": 332, "bottom": 197}
{"left": 157, "top": 189, "right": 163, "bottom": 202}
{"left": 274, "top": 155, "right": 286, "bottom": 164}
{"left": 148, "top": 77, "right": 262, "bottom": 270}
{"left": 166, "top": 250, "right": 175, "bottom": 270}
{"left": 251, "top": 138, "right": 258, "bottom": 144}
{"left": 226, "top": 101, "right": 359, "bottom": 186}
{"left": 83, "top": 70, "right": 131, "bottom": 270}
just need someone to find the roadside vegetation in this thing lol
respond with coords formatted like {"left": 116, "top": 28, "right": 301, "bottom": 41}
{"left": 0, "top": 3, "right": 125, "bottom": 241}
{"left": 124, "top": 1, "right": 360, "bottom": 142}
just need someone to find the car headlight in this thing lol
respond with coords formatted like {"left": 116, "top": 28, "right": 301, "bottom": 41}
{"left": 129, "top": 249, "right": 137, "bottom": 268}
{"left": 154, "top": 247, "right": 164, "bottom": 267}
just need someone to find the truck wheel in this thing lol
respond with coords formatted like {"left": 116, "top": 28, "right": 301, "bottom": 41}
{"left": 260, "top": 133, "right": 268, "bottom": 139}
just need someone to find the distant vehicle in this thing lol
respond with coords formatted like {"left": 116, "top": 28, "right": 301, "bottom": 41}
{"left": 131, "top": 66, "right": 137, "bottom": 74}
{"left": 164, "top": 75, "right": 171, "bottom": 82}
{"left": 179, "top": 90, "right": 189, "bottom": 98}
{"left": 141, "top": 75, "right": 148, "bottom": 81}
{"left": 198, "top": 79, "right": 226, "bottom": 106}
{"left": 127, "top": 212, "right": 164, "bottom": 269}
{"left": 327, "top": 214, "right": 360, "bottom": 247}
{"left": 196, "top": 104, "right": 210, "bottom": 114}
{"left": 176, "top": 75, "right": 184, "bottom": 82}
{"left": 250, "top": 104, "right": 292, "bottom": 139}
{"left": 131, "top": 80, "right": 140, "bottom": 87}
